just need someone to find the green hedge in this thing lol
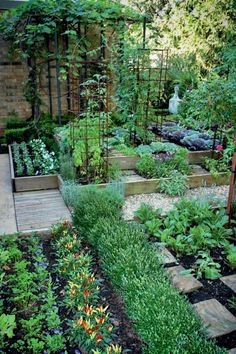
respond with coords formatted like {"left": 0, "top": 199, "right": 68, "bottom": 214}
{"left": 72, "top": 188, "right": 225, "bottom": 354}
{"left": 5, "top": 127, "right": 30, "bottom": 144}
{"left": 6, "top": 117, "right": 28, "bottom": 129}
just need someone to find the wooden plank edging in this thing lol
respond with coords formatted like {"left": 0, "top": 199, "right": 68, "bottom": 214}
{"left": 108, "top": 150, "right": 219, "bottom": 170}
{"left": 9, "top": 145, "right": 59, "bottom": 192}
{"left": 58, "top": 172, "right": 229, "bottom": 197}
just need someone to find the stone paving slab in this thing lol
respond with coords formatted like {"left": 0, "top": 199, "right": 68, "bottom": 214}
{"left": 221, "top": 274, "right": 236, "bottom": 293}
{"left": 193, "top": 299, "right": 236, "bottom": 338}
{"left": 154, "top": 243, "right": 177, "bottom": 265}
{"left": 229, "top": 349, "right": 236, "bottom": 354}
{"left": 0, "top": 154, "right": 17, "bottom": 235}
{"left": 166, "top": 265, "right": 203, "bottom": 293}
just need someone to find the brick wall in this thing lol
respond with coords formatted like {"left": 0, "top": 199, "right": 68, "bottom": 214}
{"left": 0, "top": 39, "right": 31, "bottom": 120}
{"left": 0, "top": 37, "right": 68, "bottom": 135}
{"left": 0, "top": 23, "right": 111, "bottom": 135}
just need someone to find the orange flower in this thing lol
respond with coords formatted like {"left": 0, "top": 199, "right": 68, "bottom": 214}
{"left": 96, "top": 334, "right": 103, "bottom": 344}
{"left": 82, "top": 320, "right": 89, "bottom": 329}
{"left": 76, "top": 317, "right": 83, "bottom": 326}
{"left": 84, "top": 290, "right": 90, "bottom": 296}
{"left": 97, "top": 305, "right": 108, "bottom": 314}
{"left": 96, "top": 317, "right": 105, "bottom": 325}
{"left": 84, "top": 306, "right": 94, "bottom": 315}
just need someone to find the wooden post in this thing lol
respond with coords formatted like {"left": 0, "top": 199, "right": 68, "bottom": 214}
{"left": 227, "top": 133, "right": 236, "bottom": 222}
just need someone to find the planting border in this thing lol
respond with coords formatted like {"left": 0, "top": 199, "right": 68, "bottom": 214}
{"left": 9, "top": 145, "right": 58, "bottom": 192}
{"left": 58, "top": 172, "right": 229, "bottom": 197}
{"left": 108, "top": 150, "right": 219, "bottom": 170}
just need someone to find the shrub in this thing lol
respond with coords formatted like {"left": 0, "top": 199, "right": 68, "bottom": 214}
{"left": 6, "top": 117, "right": 28, "bottom": 129}
{"left": 72, "top": 186, "right": 124, "bottom": 235}
{"left": 73, "top": 190, "right": 225, "bottom": 354}
{"left": 179, "top": 77, "right": 236, "bottom": 130}
{"left": 136, "top": 155, "right": 157, "bottom": 178}
{"left": 60, "top": 153, "right": 76, "bottom": 181}
{"left": 5, "top": 127, "right": 30, "bottom": 144}
{"left": 136, "top": 149, "right": 191, "bottom": 179}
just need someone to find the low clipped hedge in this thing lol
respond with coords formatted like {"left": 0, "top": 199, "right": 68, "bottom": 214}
{"left": 72, "top": 187, "right": 225, "bottom": 354}
{"left": 6, "top": 117, "right": 28, "bottom": 129}
{"left": 5, "top": 127, "right": 30, "bottom": 144}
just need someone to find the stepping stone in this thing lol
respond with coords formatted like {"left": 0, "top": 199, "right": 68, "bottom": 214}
{"left": 229, "top": 349, "right": 236, "bottom": 354}
{"left": 191, "top": 164, "right": 208, "bottom": 174}
{"left": 193, "top": 299, "right": 236, "bottom": 338}
{"left": 166, "top": 265, "right": 203, "bottom": 293}
{"left": 221, "top": 274, "right": 236, "bottom": 293}
{"left": 154, "top": 243, "right": 177, "bottom": 265}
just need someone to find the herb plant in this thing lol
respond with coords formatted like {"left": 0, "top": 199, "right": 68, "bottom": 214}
{"left": 158, "top": 171, "right": 188, "bottom": 196}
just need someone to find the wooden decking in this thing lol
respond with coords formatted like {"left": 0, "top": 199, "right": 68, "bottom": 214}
{"left": 0, "top": 153, "right": 71, "bottom": 236}
{"left": 14, "top": 189, "right": 71, "bottom": 233}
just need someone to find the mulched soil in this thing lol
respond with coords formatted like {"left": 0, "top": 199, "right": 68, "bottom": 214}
{"left": 161, "top": 245, "right": 236, "bottom": 350}
{"left": 92, "top": 254, "right": 144, "bottom": 354}
{"left": 43, "top": 239, "right": 143, "bottom": 354}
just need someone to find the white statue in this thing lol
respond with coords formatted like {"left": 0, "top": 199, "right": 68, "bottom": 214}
{"left": 169, "top": 85, "right": 182, "bottom": 114}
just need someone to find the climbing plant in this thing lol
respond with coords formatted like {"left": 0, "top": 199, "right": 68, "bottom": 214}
{"left": 0, "top": 0, "right": 143, "bottom": 118}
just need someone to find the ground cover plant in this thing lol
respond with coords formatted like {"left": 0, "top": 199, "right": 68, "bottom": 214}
{"left": 12, "top": 139, "right": 58, "bottom": 177}
{"left": 135, "top": 199, "right": 235, "bottom": 280}
{"left": 67, "top": 185, "right": 226, "bottom": 354}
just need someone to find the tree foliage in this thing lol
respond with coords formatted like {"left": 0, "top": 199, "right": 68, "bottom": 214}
{"left": 128, "top": 0, "right": 236, "bottom": 73}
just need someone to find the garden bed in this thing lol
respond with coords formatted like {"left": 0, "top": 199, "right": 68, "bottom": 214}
{"left": 133, "top": 199, "right": 236, "bottom": 348}
{"left": 9, "top": 144, "right": 58, "bottom": 192}
{"left": 0, "top": 223, "right": 137, "bottom": 353}
{"left": 59, "top": 169, "right": 229, "bottom": 197}
{"left": 108, "top": 149, "right": 219, "bottom": 170}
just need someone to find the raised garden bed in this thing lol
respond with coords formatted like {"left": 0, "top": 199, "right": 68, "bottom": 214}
{"left": 58, "top": 169, "right": 229, "bottom": 197}
{"left": 108, "top": 150, "right": 219, "bottom": 170}
{"left": 9, "top": 144, "right": 58, "bottom": 192}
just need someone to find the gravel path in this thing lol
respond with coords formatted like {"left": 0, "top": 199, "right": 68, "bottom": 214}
{"left": 123, "top": 185, "right": 229, "bottom": 220}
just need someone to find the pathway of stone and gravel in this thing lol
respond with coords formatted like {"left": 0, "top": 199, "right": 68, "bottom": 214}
{"left": 123, "top": 185, "right": 229, "bottom": 220}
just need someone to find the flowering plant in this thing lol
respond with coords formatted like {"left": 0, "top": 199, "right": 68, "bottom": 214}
{"left": 51, "top": 221, "right": 122, "bottom": 354}
{"left": 12, "top": 139, "right": 59, "bottom": 176}
{"left": 30, "top": 139, "right": 59, "bottom": 175}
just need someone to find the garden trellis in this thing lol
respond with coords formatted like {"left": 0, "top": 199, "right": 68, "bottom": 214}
{"left": 0, "top": 0, "right": 172, "bottom": 182}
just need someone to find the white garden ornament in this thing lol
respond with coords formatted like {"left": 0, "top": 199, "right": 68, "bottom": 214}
{"left": 169, "top": 85, "right": 182, "bottom": 114}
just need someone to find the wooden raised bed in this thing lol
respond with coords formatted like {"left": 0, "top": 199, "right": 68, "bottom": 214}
{"left": 58, "top": 171, "right": 229, "bottom": 197}
{"left": 9, "top": 145, "right": 58, "bottom": 192}
{"left": 108, "top": 150, "right": 219, "bottom": 170}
